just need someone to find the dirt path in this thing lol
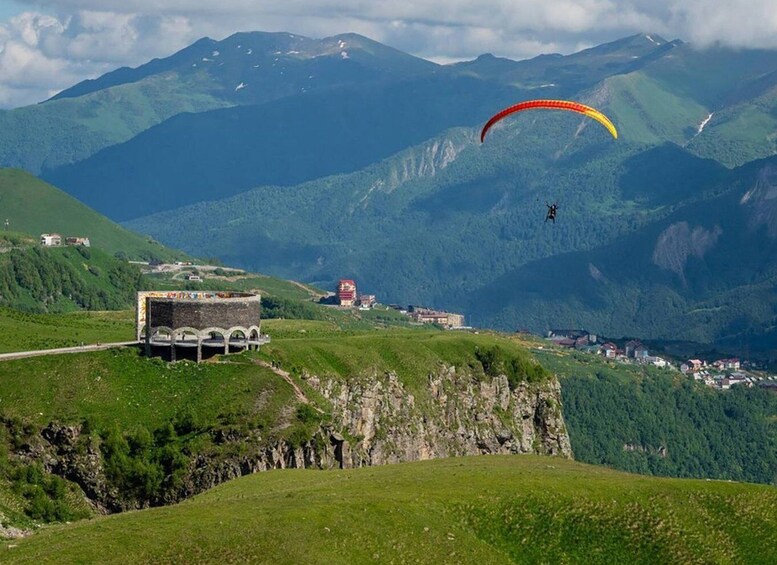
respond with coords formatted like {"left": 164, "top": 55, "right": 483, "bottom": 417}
{"left": 289, "top": 279, "right": 326, "bottom": 298}
{"left": 252, "top": 359, "right": 310, "bottom": 405}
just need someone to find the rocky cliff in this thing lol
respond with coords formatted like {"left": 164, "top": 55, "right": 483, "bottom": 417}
{"left": 307, "top": 365, "right": 571, "bottom": 466}
{"left": 5, "top": 365, "right": 570, "bottom": 514}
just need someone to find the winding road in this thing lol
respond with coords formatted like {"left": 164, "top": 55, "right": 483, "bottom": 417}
{"left": 0, "top": 341, "right": 139, "bottom": 362}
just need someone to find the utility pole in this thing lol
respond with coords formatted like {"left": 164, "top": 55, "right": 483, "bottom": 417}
{"left": 3, "top": 219, "right": 8, "bottom": 231}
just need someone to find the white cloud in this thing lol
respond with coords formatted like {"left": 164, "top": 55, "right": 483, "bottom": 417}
{"left": 1, "top": 1, "right": 777, "bottom": 108}
{"left": 0, "top": 9, "right": 196, "bottom": 107}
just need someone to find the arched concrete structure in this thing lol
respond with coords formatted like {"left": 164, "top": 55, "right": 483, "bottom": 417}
{"left": 139, "top": 291, "right": 269, "bottom": 362}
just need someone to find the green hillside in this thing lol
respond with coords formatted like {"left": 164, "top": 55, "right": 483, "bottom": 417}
{"left": 0, "top": 240, "right": 148, "bottom": 314}
{"left": 0, "top": 74, "right": 229, "bottom": 175}
{"left": 4, "top": 456, "right": 777, "bottom": 563}
{"left": 0, "top": 168, "right": 181, "bottom": 261}
{"left": 0, "top": 327, "right": 536, "bottom": 428}
{"left": 529, "top": 342, "right": 777, "bottom": 484}
{"left": 606, "top": 41, "right": 777, "bottom": 166}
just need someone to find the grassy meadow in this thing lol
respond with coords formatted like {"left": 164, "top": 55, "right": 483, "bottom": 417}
{"left": 0, "top": 308, "right": 134, "bottom": 353}
{"left": 3, "top": 455, "right": 776, "bottom": 564}
{"left": 0, "top": 347, "right": 297, "bottom": 430}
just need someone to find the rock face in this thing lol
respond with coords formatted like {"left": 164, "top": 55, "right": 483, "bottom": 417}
{"left": 14, "top": 422, "right": 121, "bottom": 513}
{"left": 652, "top": 221, "right": 723, "bottom": 283}
{"left": 6, "top": 368, "right": 570, "bottom": 513}
{"left": 307, "top": 366, "right": 571, "bottom": 466}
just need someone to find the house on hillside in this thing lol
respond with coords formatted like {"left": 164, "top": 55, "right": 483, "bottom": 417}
{"left": 681, "top": 359, "right": 703, "bottom": 373}
{"left": 601, "top": 342, "right": 617, "bottom": 359}
{"left": 66, "top": 236, "right": 91, "bottom": 247}
{"left": 407, "top": 306, "right": 465, "bottom": 329}
{"left": 625, "top": 340, "right": 648, "bottom": 359}
{"left": 648, "top": 356, "right": 669, "bottom": 368}
{"left": 40, "top": 233, "right": 62, "bottom": 246}
{"left": 713, "top": 358, "right": 741, "bottom": 371}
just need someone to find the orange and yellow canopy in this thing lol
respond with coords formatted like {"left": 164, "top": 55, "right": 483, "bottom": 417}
{"left": 480, "top": 99, "right": 618, "bottom": 142}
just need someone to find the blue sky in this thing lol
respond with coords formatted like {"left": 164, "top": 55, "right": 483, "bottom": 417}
{"left": 0, "top": 1, "right": 25, "bottom": 19}
{"left": 0, "top": 0, "right": 776, "bottom": 109}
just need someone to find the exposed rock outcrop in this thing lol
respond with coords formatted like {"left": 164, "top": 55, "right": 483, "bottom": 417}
{"left": 307, "top": 365, "right": 571, "bottom": 466}
{"left": 652, "top": 221, "right": 722, "bottom": 282}
{"left": 15, "top": 422, "right": 119, "bottom": 513}
{"left": 5, "top": 366, "right": 570, "bottom": 514}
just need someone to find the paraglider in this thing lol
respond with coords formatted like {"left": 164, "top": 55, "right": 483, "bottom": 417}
{"left": 480, "top": 99, "right": 618, "bottom": 143}
{"left": 545, "top": 202, "right": 558, "bottom": 224}
{"left": 481, "top": 100, "right": 618, "bottom": 224}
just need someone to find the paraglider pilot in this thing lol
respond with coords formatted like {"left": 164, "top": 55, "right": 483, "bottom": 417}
{"left": 545, "top": 202, "right": 558, "bottom": 223}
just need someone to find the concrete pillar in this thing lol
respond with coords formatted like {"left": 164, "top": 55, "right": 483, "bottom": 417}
{"left": 197, "top": 339, "right": 202, "bottom": 363}
{"left": 170, "top": 344, "right": 176, "bottom": 362}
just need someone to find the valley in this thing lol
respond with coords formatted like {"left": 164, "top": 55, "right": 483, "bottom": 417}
{"left": 1, "top": 24, "right": 776, "bottom": 561}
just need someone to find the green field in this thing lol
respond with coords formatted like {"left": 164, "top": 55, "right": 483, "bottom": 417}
{"left": 3, "top": 455, "right": 776, "bottom": 563}
{"left": 0, "top": 309, "right": 134, "bottom": 353}
{"left": 0, "top": 348, "right": 297, "bottom": 430}
{"left": 0, "top": 168, "right": 184, "bottom": 261}
{"left": 0, "top": 326, "right": 538, "bottom": 427}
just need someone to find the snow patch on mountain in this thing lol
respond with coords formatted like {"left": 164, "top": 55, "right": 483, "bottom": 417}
{"left": 341, "top": 51, "right": 349, "bottom": 59}
{"left": 696, "top": 113, "right": 713, "bottom": 135}
{"left": 235, "top": 82, "right": 247, "bottom": 91}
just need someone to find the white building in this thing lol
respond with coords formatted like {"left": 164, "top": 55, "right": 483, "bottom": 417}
{"left": 40, "top": 233, "right": 62, "bottom": 246}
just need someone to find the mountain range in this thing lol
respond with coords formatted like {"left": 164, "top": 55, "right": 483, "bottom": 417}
{"left": 2, "top": 30, "right": 777, "bottom": 356}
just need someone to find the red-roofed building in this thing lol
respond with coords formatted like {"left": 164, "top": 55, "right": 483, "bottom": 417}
{"left": 337, "top": 279, "right": 357, "bottom": 307}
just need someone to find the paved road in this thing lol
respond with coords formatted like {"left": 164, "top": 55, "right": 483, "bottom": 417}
{"left": 0, "top": 341, "right": 139, "bottom": 362}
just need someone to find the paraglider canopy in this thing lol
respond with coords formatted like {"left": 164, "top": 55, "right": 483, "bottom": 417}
{"left": 480, "top": 99, "right": 618, "bottom": 142}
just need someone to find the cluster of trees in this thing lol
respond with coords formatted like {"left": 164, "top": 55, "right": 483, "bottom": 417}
{"left": 475, "top": 345, "right": 551, "bottom": 389}
{"left": 561, "top": 371, "right": 777, "bottom": 484}
{"left": 0, "top": 246, "right": 145, "bottom": 312}
{"left": 100, "top": 421, "right": 192, "bottom": 506}
{"left": 260, "top": 296, "right": 329, "bottom": 321}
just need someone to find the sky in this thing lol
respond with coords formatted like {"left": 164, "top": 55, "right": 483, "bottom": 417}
{"left": 1, "top": 0, "right": 776, "bottom": 108}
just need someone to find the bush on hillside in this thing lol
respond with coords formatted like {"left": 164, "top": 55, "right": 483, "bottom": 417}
{"left": 475, "top": 346, "right": 550, "bottom": 389}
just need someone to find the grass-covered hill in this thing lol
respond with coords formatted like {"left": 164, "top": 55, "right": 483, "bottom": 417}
{"left": 0, "top": 323, "right": 559, "bottom": 522}
{"left": 0, "top": 168, "right": 181, "bottom": 261}
{"left": 0, "top": 315, "right": 775, "bottom": 552}
{"left": 0, "top": 241, "right": 145, "bottom": 313}
{"left": 4, "top": 455, "right": 777, "bottom": 564}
